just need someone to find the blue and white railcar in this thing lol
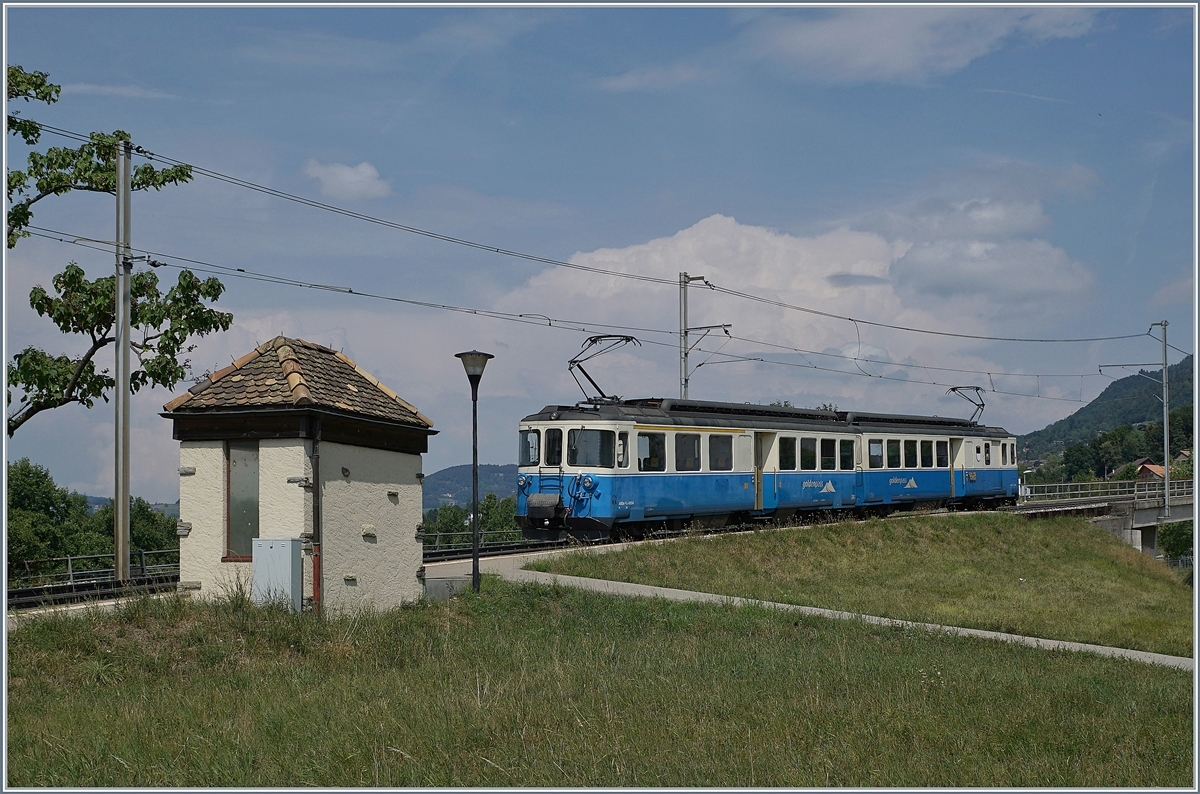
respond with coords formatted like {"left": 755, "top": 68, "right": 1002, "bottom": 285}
{"left": 515, "top": 398, "right": 1019, "bottom": 542}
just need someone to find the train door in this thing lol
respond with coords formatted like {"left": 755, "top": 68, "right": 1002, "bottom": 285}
{"left": 754, "top": 432, "right": 777, "bottom": 511}
{"left": 949, "top": 438, "right": 963, "bottom": 499}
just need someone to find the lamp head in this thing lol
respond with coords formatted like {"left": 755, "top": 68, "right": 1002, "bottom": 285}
{"left": 455, "top": 350, "right": 493, "bottom": 380}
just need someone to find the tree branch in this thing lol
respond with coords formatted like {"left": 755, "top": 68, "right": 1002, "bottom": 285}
{"left": 61, "top": 335, "right": 114, "bottom": 402}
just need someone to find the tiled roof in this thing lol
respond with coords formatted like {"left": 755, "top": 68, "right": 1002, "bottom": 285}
{"left": 164, "top": 336, "right": 432, "bottom": 428}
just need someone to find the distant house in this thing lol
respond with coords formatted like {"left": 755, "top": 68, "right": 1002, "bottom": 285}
{"left": 162, "top": 336, "right": 436, "bottom": 613}
{"left": 1130, "top": 457, "right": 1154, "bottom": 469}
{"left": 1136, "top": 463, "right": 1166, "bottom": 482}
{"left": 1175, "top": 450, "right": 1192, "bottom": 462}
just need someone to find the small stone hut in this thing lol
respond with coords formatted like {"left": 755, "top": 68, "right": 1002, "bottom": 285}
{"left": 162, "top": 336, "right": 436, "bottom": 612}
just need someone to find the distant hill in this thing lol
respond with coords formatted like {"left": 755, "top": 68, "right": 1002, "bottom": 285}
{"left": 423, "top": 464, "right": 517, "bottom": 511}
{"left": 1020, "top": 355, "right": 1193, "bottom": 460}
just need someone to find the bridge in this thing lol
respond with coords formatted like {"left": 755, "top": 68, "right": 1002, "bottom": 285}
{"left": 1015, "top": 479, "right": 1194, "bottom": 554}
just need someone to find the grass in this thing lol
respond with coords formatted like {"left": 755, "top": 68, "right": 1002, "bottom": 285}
{"left": 5, "top": 581, "right": 1193, "bottom": 787}
{"left": 529, "top": 513, "right": 1195, "bottom": 657}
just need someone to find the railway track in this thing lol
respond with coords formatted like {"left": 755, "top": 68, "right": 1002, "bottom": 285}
{"left": 7, "top": 574, "right": 181, "bottom": 612}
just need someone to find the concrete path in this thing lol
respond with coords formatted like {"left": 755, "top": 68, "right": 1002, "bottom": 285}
{"left": 428, "top": 549, "right": 1194, "bottom": 671}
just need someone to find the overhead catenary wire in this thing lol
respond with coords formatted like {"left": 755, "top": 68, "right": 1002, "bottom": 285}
{"left": 25, "top": 226, "right": 1124, "bottom": 406}
{"left": 26, "top": 223, "right": 1131, "bottom": 383}
{"left": 19, "top": 120, "right": 1173, "bottom": 347}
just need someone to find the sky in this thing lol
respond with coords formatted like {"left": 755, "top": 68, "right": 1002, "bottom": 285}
{"left": 3, "top": 5, "right": 1196, "bottom": 503}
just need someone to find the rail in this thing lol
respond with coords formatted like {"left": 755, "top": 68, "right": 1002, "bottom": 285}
{"left": 1021, "top": 479, "right": 1194, "bottom": 503}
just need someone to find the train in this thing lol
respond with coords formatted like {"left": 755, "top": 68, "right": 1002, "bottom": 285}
{"left": 515, "top": 397, "right": 1019, "bottom": 542}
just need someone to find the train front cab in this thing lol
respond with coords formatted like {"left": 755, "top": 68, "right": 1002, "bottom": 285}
{"left": 515, "top": 421, "right": 627, "bottom": 542}
{"left": 954, "top": 436, "right": 1019, "bottom": 506}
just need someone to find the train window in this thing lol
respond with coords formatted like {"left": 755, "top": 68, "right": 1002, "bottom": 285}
{"left": 887, "top": 440, "right": 901, "bottom": 469}
{"left": 800, "top": 438, "right": 817, "bottom": 470}
{"left": 984, "top": 443, "right": 991, "bottom": 466}
{"left": 975, "top": 444, "right": 981, "bottom": 463}
{"left": 936, "top": 440, "right": 949, "bottom": 468}
{"left": 637, "top": 432, "right": 665, "bottom": 472}
{"left": 779, "top": 437, "right": 796, "bottom": 470}
{"left": 820, "top": 439, "right": 836, "bottom": 470}
{"left": 903, "top": 439, "right": 918, "bottom": 468}
{"left": 868, "top": 439, "right": 884, "bottom": 469}
{"left": 710, "top": 435, "right": 733, "bottom": 471}
{"left": 519, "top": 429, "right": 540, "bottom": 467}
{"left": 1002, "top": 444, "right": 1007, "bottom": 466}
{"left": 617, "top": 432, "right": 629, "bottom": 468}
{"left": 840, "top": 439, "right": 855, "bottom": 470}
{"left": 675, "top": 434, "right": 701, "bottom": 472}
{"left": 545, "top": 429, "right": 563, "bottom": 466}
{"left": 569, "top": 429, "right": 615, "bottom": 468}
{"left": 920, "top": 440, "right": 934, "bottom": 468}
{"left": 1011, "top": 443, "right": 1016, "bottom": 466}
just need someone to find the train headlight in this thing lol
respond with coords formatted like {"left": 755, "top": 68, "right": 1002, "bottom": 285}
{"left": 517, "top": 475, "right": 528, "bottom": 487}
{"left": 582, "top": 476, "right": 594, "bottom": 489}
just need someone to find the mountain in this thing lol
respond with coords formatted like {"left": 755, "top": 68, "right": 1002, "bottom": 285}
{"left": 422, "top": 464, "right": 518, "bottom": 511}
{"left": 1019, "top": 355, "right": 1192, "bottom": 460}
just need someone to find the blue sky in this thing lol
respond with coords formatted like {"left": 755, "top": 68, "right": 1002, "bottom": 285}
{"left": 4, "top": 6, "right": 1195, "bottom": 502}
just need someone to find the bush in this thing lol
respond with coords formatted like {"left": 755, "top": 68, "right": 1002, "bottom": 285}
{"left": 1158, "top": 521, "right": 1193, "bottom": 559}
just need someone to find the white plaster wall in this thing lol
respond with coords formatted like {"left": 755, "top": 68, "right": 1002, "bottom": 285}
{"left": 318, "top": 441, "right": 424, "bottom": 612}
{"left": 178, "top": 440, "right": 251, "bottom": 598}
{"left": 258, "top": 439, "right": 311, "bottom": 539}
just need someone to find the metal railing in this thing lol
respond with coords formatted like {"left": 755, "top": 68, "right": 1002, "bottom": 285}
{"left": 419, "top": 525, "right": 563, "bottom": 562}
{"left": 1021, "top": 479, "right": 1194, "bottom": 503}
{"left": 7, "top": 548, "right": 180, "bottom": 589}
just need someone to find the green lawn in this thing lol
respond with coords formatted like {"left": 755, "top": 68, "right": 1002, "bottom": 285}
{"left": 5, "top": 582, "right": 1193, "bottom": 787}
{"left": 529, "top": 513, "right": 1194, "bottom": 657}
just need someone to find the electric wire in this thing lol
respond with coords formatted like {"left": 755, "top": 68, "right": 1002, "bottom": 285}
{"left": 19, "top": 120, "right": 1170, "bottom": 346}
{"left": 24, "top": 226, "right": 1112, "bottom": 406}
{"left": 26, "top": 223, "right": 1126, "bottom": 383}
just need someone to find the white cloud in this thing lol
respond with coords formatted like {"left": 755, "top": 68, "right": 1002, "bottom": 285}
{"left": 599, "top": 64, "right": 707, "bottom": 92}
{"left": 890, "top": 238, "right": 1094, "bottom": 310}
{"left": 871, "top": 197, "right": 1050, "bottom": 241}
{"left": 303, "top": 159, "right": 391, "bottom": 201}
{"left": 736, "top": 7, "right": 1097, "bottom": 84}
{"left": 61, "top": 83, "right": 175, "bottom": 99}
{"left": 1151, "top": 274, "right": 1195, "bottom": 307}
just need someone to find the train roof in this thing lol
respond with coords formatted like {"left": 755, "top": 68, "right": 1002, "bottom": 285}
{"left": 519, "top": 398, "right": 1012, "bottom": 438}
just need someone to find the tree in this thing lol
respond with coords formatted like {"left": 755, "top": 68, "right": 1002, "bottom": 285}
{"left": 7, "top": 458, "right": 92, "bottom": 569}
{"left": 1062, "top": 442, "right": 1097, "bottom": 482}
{"left": 424, "top": 503, "right": 471, "bottom": 547}
{"left": 7, "top": 263, "right": 233, "bottom": 435}
{"left": 480, "top": 493, "right": 519, "bottom": 539}
{"left": 6, "top": 66, "right": 233, "bottom": 436}
{"left": 7, "top": 66, "right": 193, "bottom": 248}
{"left": 6, "top": 458, "right": 178, "bottom": 576}
{"left": 89, "top": 497, "right": 178, "bottom": 553}
{"left": 1158, "top": 522, "right": 1193, "bottom": 560}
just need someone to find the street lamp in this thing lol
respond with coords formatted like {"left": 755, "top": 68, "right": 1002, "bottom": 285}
{"left": 455, "top": 350, "right": 493, "bottom": 592}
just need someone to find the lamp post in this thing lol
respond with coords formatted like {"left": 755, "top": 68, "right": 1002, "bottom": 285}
{"left": 456, "top": 350, "right": 493, "bottom": 592}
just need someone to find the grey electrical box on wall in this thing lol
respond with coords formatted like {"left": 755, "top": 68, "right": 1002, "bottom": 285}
{"left": 252, "top": 538, "right": 303, "bottom": 612}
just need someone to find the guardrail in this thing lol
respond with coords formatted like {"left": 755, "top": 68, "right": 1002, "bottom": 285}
{"left": 1021, "top": 479, "right": 1193, "bottom": 503}
{"left": 7, "top": 549, "right": 180, "bottom": 590}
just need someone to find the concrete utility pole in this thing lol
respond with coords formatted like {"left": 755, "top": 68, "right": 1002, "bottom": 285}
{"left": 1155, "top": 320, "right": 1170, "bottom": 519}
{"left": 679, "top": 272, "right": 701, "bottom": 399}
{"left": 114, "top": 139, "right": 132, "bottom": 582}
